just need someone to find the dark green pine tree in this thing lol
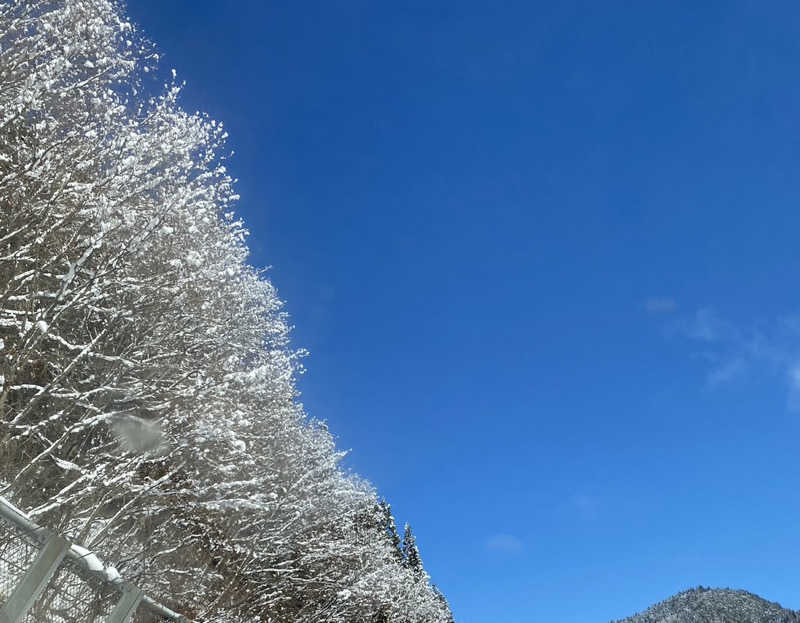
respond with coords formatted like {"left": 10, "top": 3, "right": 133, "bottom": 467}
{"left": 402, "top": 523, "right": 424, "bottom": 577}
{"left": 378, "top": 500, "right": 403, "bottom": 562}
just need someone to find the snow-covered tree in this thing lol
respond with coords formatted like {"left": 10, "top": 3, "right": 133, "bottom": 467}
{"left": 402, "top": 523, "right": 425, "bottom": 578}
{"left": 0, "top": 1, "right": 453, "bottom": 621}
{"left": 379, "top": 500, "right": 404, "bottom": 562}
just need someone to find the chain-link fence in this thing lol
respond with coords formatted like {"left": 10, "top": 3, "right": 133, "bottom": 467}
{"left": 0, "top": 518, "right": 38, "bottom": 606}
{"left": 0, "top": 497, "right": 190, "bottom": 623}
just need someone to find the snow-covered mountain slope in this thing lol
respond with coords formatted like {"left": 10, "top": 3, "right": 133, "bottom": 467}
{"left": 613, "top": 587, "right": 800, "bottom": 623}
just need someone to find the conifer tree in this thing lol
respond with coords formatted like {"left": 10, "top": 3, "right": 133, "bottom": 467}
{"left": 433, "top": 585, "right": 457, "bottom": 622}
{"left": 402, "top": 523, "right": 424, "bottom": 577}
{"left": 379, "top": 500, "right": 403, "bottom": 561}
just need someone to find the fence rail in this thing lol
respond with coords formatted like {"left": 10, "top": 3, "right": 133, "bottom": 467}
{"left": 0, "top": 496, "right": 190, "bottom": 623}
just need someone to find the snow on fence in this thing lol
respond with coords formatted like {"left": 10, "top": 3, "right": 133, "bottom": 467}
{"left": 0, "top": 496, "right": 190, "bottom": 623}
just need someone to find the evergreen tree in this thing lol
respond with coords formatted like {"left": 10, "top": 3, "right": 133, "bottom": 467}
{"left": 402, "top": 523, "right": 424, "bottom": 577}
{"left": 433, "top": 585, "right": 456, "bottom": 623}
{"left": 379, "top": 500, "right": 403, "bottom": 561}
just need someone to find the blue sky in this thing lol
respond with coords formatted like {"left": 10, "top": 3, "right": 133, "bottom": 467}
{"left": 128, "top": 2, "right": 800, "bottom": 621}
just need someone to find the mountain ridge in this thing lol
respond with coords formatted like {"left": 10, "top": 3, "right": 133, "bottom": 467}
{"left": 612, "top": 587, "right": 800, "bottom": 623}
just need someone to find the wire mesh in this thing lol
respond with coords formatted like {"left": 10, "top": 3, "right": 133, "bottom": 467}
{"left": 0, "top": 516, "right": 41, "bottom": 606}
{"left": 133, "top": 605, "right": 181, "bottom": 623}
{"left": 22, "top": 554, "right": 119, "bottom": 623}
{"left": 0, "top": 507, "right": 188, "bottom": 623}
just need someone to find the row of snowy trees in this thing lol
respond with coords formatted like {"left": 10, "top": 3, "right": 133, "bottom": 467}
{"left": 0, "top": 0, "right": 453, "bottom": 620}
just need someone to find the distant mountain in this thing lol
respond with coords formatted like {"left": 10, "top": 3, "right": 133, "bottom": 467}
{"left": 612, "top": 587, "right": 800, "bottom": 623}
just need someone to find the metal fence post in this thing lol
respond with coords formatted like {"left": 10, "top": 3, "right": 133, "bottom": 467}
{"left": 0, "top": 534, "right": 69, "bottom": 623}
{"left": 106, "top": 583, "right": 144, "bottom": 623}
{"left": 0, "top": 497, "right": 193, "bottom": 622}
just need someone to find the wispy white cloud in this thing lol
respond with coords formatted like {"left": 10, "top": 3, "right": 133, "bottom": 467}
{"left": 486, "top": 533, "right": 523, "bottom": 553}
{"left": 706, "top": 357, "right": 747, "bottom": 387}
{"left": 660, "top": 306, "right": 800, "bottom": 406}
{"left": 644, "top": 297, "right": 678, "bottom": 313}
{"left": 686, "top": 307, "right": 729, "bottom": 342}
{"left": 787, "top": 366, "right": 800, "bottom": 412}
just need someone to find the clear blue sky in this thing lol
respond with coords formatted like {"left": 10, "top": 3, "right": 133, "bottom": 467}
{"left": 127, "top": 2, "right": 800, "bottom": 621}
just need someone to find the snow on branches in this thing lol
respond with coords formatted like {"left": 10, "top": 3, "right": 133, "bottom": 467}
{"left": 0, "top": 1, "right": 452, "bottom": 621}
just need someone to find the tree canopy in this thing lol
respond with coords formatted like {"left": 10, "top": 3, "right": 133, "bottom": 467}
{"left": 0, "top": 1, "right": 453, "bottom": 620}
